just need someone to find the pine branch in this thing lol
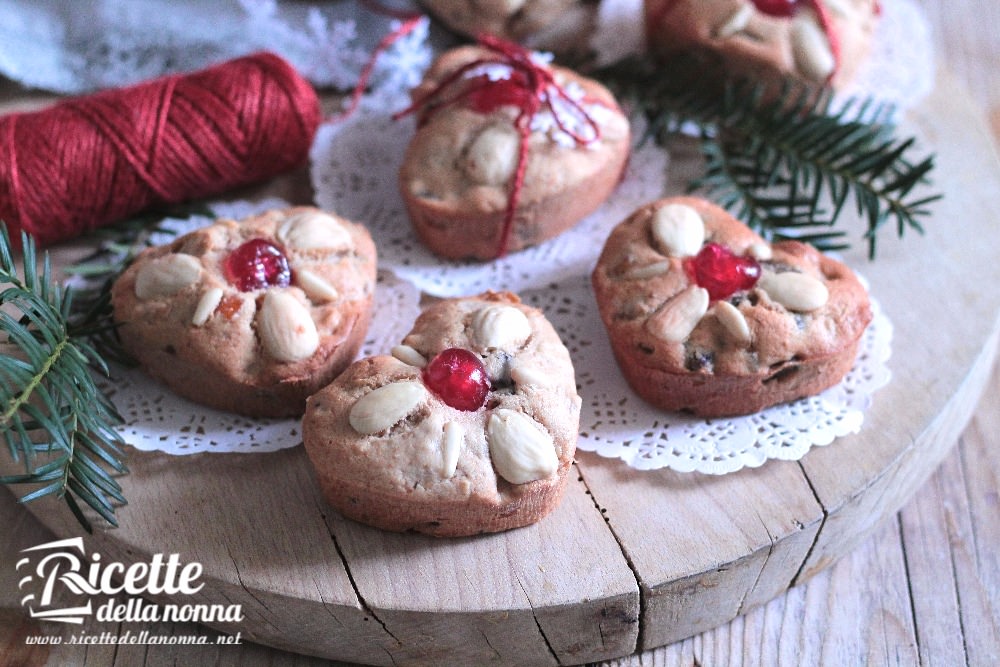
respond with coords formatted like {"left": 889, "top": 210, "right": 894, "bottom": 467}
{"left": 1, "top": 205, "right": 209, "bottom": 531}
{"left": 1, "top": 224, "right": 128, "bottom": 531}
{"left": 595, "top": 59, "right": 941, "bottom": 257}
{"left": 63, "top": 203, "right": 210, "bottom": 365}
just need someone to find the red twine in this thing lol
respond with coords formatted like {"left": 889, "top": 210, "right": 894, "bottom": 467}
{"left": 0, "top": 52, "right": 320, "bottom": 246}
{"left": 394, "top": 34, "right": 601, "bottom": 258}
{"left": 333, "top": 13, "right": 425, "bottom": 123}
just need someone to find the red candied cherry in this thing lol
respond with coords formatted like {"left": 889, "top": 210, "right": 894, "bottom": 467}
{"left": 224, "top": 239, "right": 291, "bottom": 292}
{"left": 422, "top": 348, "right": 491, "bottom": 412}
{"left": 752, "top": 0, "right": 800, "bottom": 17}
{"left": 684, "top": 242, "right": 761, "bottom": 301}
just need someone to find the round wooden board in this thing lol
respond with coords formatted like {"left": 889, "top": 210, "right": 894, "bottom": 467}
{"left": 8, "top": 69, "right": 1000, "bottom": 666}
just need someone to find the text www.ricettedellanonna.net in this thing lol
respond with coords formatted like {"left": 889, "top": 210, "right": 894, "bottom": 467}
{"left": 24, "top": 630, "right": 242, "bottom": 646}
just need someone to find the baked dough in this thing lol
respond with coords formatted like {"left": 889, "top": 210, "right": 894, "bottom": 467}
{"left": 302, "top": 292, "right": 581, "bottom": 536}
{"left": 418, "top": 0, "right": 598, "bottom": 59}
{"left": 592, "top": 196, "right": 872, "bottom": 417}
{"left": 644, "top": 0, "right": 880, "bottom": 90}
{"left": 399, "top": 43, "right": 631, "bottom": 259}
{"left": 111, "top": 207, "right": 376, "bottom": 417}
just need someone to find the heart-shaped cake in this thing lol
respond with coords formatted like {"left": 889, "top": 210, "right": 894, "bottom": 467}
{"left": 302, "top": 291, "right": 581, "bottom": 536}
{"left": 398, "top": 38, "right": 631, "bottom": 260}
{"left": 644, "top": 0, "right": 880, "bottom": 90}
{"left": 417, "top": 0, "right": 595, "bottom": 58}
{"left": 591, "top": 196, "right": 872, "bottom": 417}
{"left": 111, "top": 207, "right": 377, "bottom": 418}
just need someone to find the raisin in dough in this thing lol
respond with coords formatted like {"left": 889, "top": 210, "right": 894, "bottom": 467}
{"left": 111, "top": 207, "right": 376, "bottom": 418}
{"left": 302, "top": 292, "right": 581, "bottom": 536}
{"left": 592, "top": 196, "right": 872, "bottom": 417}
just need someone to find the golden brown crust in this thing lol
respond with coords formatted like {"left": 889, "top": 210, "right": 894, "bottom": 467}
{"left": 399, "top": 45, "right": 631, "bottom": 260}
{"left": 418, "top": 0, "right": 596, "bottom": 57}
{"left": 420, "top": 0, "right": 576, "bottom": 40}
{"left": 111, "top": 207, "right": 377, "bottom": 418}
{"left": 302, "top": 292, "right": 582, "bottom": 537}
{"left": 644, "top": 0, "right": 880, "bottom": 90}
{"left": 592, "top": 196, "right": 872, "bottom": 417}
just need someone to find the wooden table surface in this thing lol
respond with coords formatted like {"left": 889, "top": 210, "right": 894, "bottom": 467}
{"left": 2, "top": 1, "right": 999, "bottom": 665}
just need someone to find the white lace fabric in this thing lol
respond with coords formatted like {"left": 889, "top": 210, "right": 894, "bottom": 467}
{"left": 0, "top": 0, "right": 433, "bottom": 95}
{"left": 44, "top": 0, "right": 926, "bottom": 473}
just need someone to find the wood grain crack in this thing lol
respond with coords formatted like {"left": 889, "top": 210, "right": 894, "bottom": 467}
{"left": 736, "top": 510, "right": 776, "bottom": 616}
{"left": 943, "top": 492, "right": 974, "bottom": 666}
{"left": 789, "top": 461, "right": 828, "bottom": 588}
{"left": 896, "top": 512, "right": 924, "bottom": 664}
{"left": 514, "top": 572, "right": 561, "bottom": 666}
{"left": 573, "top": 463, "right": 644, "bottom": 654}
{"left": 223, "top": 544, "right": 284, "bottom": 639}
{"left": 315, "top": 503, "right": 402, "bottom": 657}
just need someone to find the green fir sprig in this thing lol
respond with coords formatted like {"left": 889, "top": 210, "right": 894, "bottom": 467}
{"left": 0, "top": 204, "right": 205, "bottom": 531}
{"left": 61, "top": 204, "right": 208, "bottom": 365}
{"left": 596, "top": 59, "right": 941, "bottom": 257}
{"left": 0, "top": 224, "right": 128, "bottom": 531}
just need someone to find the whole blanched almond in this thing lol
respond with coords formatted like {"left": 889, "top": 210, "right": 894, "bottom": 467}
{"left": 823, "top": 0, "right": 852, "bottom": 17}
{"left": 472, "top": 305, "right": 532, "bottom": 352}
{"left": 349, "top": 381, "right": 428, "bottom": 435}
{"left": 748, "top": 241, "right": 773, "bottom": 261}
{"left": 391, "top": 344, "right": 428, "bottom": 368}
{"left": 463, "top": 125, "right": 520, "bottom": 186}
{"left": 487, "top": 409, "right": 559, "bottom": 485}
{"left": 791, "top": 9, "right": 836, "bottom": 82}
{"left": 257, "top": 290, "right": 320, "bottom": 362}
{"left": 498, "top": 0, "right": 527, "bottom": 12}
{"left": 758, "top": 271, "right": 829, "bottom": 311}
{"left": 713, "top": 300, "right": 751, "bottom": 345}
{"left": 622, "top": 260, "right": 671, "bottom": 281}
{"left": 645, "top": 286, "right": 710, "bottom": 343}
{"left": 191, "top": 287, "right": 224, "bottom": 326}
{"left": 296, "top": 268, "right": 340, "bottom": 303}
{"left": 134, "top": 253, "right": 202, "bottom": 300}
{"left": 441, "top": 421, "right": 464, "bottom": 478}
{"left": 714, "top": 3, "right": 753, "bottom": 38}
{"left": 510, "top": 363, "right": 550, "bottom": 389}
{"left": 277, "top": 210, "right": 353, "bottom": 252}
{"left": 651, "top": 204, "right": 705, "bottom": 258}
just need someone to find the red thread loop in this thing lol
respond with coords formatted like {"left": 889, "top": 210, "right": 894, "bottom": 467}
{"left": 0, "top": 52, "right": 320, "bottom": 247}
{"left": 333, "top": 13, "right": 426, "bottom": 123}
{"left": 395, "top": 34, "right": 602, "bottom": 258}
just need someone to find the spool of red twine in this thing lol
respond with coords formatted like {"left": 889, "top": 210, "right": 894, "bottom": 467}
{"left": 0, "top": 52, "right": 321, "bottom": 246}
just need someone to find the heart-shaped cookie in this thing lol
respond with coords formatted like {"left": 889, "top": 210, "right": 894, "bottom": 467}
{"left": 644, "top": 0, "right": 881, "bottom": 90}
{"left": 302, "top": 291, "right": 581, "bottom": 536}
{"left": 111, "top": 207, "right": 377, "bottom": 418}
{"left": 591, "top": 196, "right": 872, "bottom": 417}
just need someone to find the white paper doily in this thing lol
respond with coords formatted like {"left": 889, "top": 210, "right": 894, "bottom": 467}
{"left": 520, "top": 274, "right": 892, "bottom": 475}
{"left": 305, "top": 1, "right": 919, "bottom": 473}
{"left": 0, "top": 0, "right": 433, "bottom": 95}
{"left": 311, "top": 112, "right": 670, "bottom": 298}
{"left": 93, "top": 0, "right": 922, "bottom": 469}
{"left": 94, "top": 200, "right": 422, "bottom": 456}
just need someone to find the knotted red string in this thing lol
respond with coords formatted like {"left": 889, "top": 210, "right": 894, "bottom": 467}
{"left": 332, "top": 12, "right": 425, "bottom": 122}
{"left": 394, "top": 34, "right": 601, "bottom": 258}
{"left": 0, "top": 52, "right": 320, "bottom": 247}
